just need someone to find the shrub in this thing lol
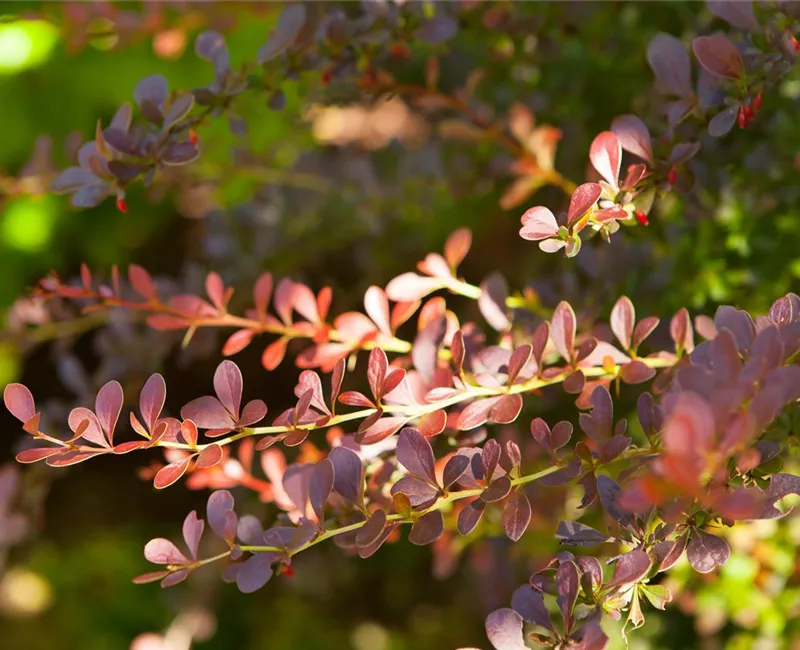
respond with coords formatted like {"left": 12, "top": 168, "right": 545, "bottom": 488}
{"left": 3, "top": 2, "right": 800, "bottom": 649}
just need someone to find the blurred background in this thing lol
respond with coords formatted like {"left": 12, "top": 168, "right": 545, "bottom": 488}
{"left": 1, "top": 2, "right": 799, "bottom": 649}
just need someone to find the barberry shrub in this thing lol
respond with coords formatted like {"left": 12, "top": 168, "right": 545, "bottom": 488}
{"left": 4, "top": 2, "right": 800, "bottom": 649}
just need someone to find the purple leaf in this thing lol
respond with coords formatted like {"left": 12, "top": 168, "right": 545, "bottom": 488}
{"left": 567, "top": 183, "right": 602, "bottom": 226}
{"left": 416, "top": 15, "right": 458, "bottom": 44}
{"left": 309, "top": 459, "right": 334, "bottom": 523}
{"left": 135, "top": 74, "right": 168, "bottom": 110}
{"left": 708, "top": 106, "right": 738, "bottom": 137}
{"left": 237, "top": 515, "right": 264, "bottom": 545}
{"left": 693, "top": 34, "right": 744, "bottom": 79}
{"left": 161, "top": 142, "right": 199, "bottom": 165}
{"left": 236, "top": 552, "right": 276, "bottom": 593}
{"left": 485, "top": 609, "right": 527, "bottom": 650}
{"left": 356, "top": 509, "right": 388, "bottom": 548}
{"left": 195, "top": 444, "right": 223, "bottom": 469}
{"left": 396, "top": 428, "right": 438, "bottom": 485}
{"left": 502, "top": 489, "right": 531, "bottom": 541}
{"left": 257, "top": 4, "right": 306, "bottom": 62}
{"left": 214, "top": 360, "right": 242, "bottom": 420}
{"left": 647, "top": 33, "right": 693, "bottom": 97}
{"left": 708, "top": 0, "right": 759, "bottom": 29}
{"left": 442, "top": 454, "right": 470, "bottom": 488}
{"left": 181, "top": 396, "right": 234, "bottom": 430}
{"left": 687, "top": 530, "right": 730, "bottom": 573}
{"left": 520, "top": 206, "right": 559, "bottom": 241}
{"left": 182, "top": 511, "right": 204, "bottom": 560}
{"left": 457, "top": 498, "right": 485, "bottom": 535}
{"left": 328, "top": 447, "right": 364, "bottom": 507}
{"left": 597, "top": 475, "right": 635, "bottom": 528}
{"left": 610, "top": 115, "right": 653, "bottom": 164}
{"left": 620, "top": 360, "right": 656, "bottom": 384}
{"left": 511, "top": 586, "right": 553, "bottom": 629}
{"left": 207, "top": 490, "right": 235, "bottom": 540}
{"left": 608, "top": 549, "right": 651, "bottom": 586}
{"left": 144, "top": 538, "right": 189, "bottom": 565}
{"left": 482, "top": 476, "right": 512, "bottom": 503}
{"left": 409, "top": 510, "right": 444, "bottom": 546}
{"left": 555, "top": 521, "right": 614, "bottom": 546}
{"left": 391, "top": 476, "right": 440, "bottom": 509}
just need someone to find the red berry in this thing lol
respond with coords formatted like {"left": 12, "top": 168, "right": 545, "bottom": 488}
{"left": 635, "top": 210, "right": 649, "bottom": 226}
{"left": 737, "top": 106, "right": 748, "bottom": 128}
{"left": 743, "top": 105, "right": 754, "bottom": 120}
{"left": 792, "top": 34, "right": 800, "bottom": 53}
{"left": 753, "top": 92, "right": 762, "bottom": 113}
{"left": 189, "top": 129, "right": 198, "bottom": 146}
{"left": 389, "top": 43, "right": 411, "bottom": 60}
{"left": 362, "top": 68, "right": 376, "bottom": 87}
{"left": 116, "top": 197, "right": 128, "bottom": 213}
{"left": 667, "top": 166, "right": 677, "bottom": 185}
{"left": 321, "top": 66, "right": 333, "bottom": 85}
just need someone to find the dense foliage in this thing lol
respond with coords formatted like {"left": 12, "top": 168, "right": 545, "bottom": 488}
{"left": 2, "top": 2, "right": 800, "bottom": 649}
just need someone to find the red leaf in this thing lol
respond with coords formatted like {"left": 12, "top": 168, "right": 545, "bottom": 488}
{"left": 196, "top": 444, "right": 224, "bottom": 469}
{"left": 444, "top": 228, "right": 472, "bottom": 270}
{"left": 567, "top": 183, "right": 602, "bottom": 226}
{"left": 4, "top": 383, "right": 36, "bottom": 423}
{"left": 490, "top": 394, "right": 523, "bottom": 424}
{"left": 181, "top": 396, "right": 234, "bottom": 429}
{"left": 418, "top": 409, "right": 447, "bottom": 437}
{"left": 223, "top": 329, "right": 255, "bottom": 356}
{"left": 620, "top": 360, "right": 656, "bottom": 384}
{"left": 357, "top": 416, "right": 408, "bottom": 445}
{"left": 632, "top": 316, "right": 660, "bottom": 349}
{"left": 417, "top": 253, "right": 451, "bottom": 279}
{"left": 154, "top": 458, "right": 191, "bottom": 489}
{"left": 180, "top": 419, "right": 198, "bottom": 447}
{"left": 385, "top": 273, "right": 445, "bottom": 302}
{"left": 589, "top": 132, "right": 622, "bottom": 189}
{"left": 253, "top": 272, "right": 273, "bottom": 320}
{"left": 338, "top": 391, "right": 375, "bottom": 408}
{"left": 239, "top": 399, "right": 268, "bottom": 426}
{"left": 128, "top": 264, "right": 157, "bottom": 300}
{"left": 292, "top": 283, "right": 320, "bottom": 324}
{"left": 295, "top": 370, "right": 330, "bottom": 416}
{"left": 16, "top": 447, "right": 62, "bottom": 463}
{"left": 262, "top": 338, "right": 288, "bottom": 371}
{"left": 478, "top": 273, "right": 510, "bottom": 331}
{"left": 273, "top": 278, "right": 295, "bottom": 325}
{"left": 205, "top": 272, "right": 226, "bottom": 311}
{"left": 367, "top": 347, "right": 388, "bottom": 400}
{"left": 458, "top": 396, "right": 503, "bottom": 430}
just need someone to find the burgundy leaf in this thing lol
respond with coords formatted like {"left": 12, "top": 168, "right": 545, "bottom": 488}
{"left": 608, "top": 549, "right": 651, "bottom": 586}
{"left": 556, "top": 560, "right": 580, "bottom": 633}
{"left": 367, "top": 347, "right": 388, "bottom": 400}
{"left": 180, "top": 419, "right": 198, "bottom": 448}
{"left": 567, "top": 183, "right": 602, "bottom": 226}
{"left": 408, "top": 510, "right": 444, "bottom": 546}
{"left": 457, "top": 498, "right": 485, "bottom": 535}
{"left": 482, "top": 438, "right": 501, "bottom": 479}
{"left": 482, "top": 476, "right": 512, "bottom": 503}
{"left": 154, "top": 458, "right": 191, "bottom": 489}
{"left": 490, "top": 394, "right": 523, "bottom": 424}
{"left": 589, "top": 133, "right": 622, "bottom": 189}
{"left": 358, "top": 523, "right": 397, "bottom": 559}
{"left": 396, "top": 428, "right": 438, "bottom": 485}
{"left": 356, "top": 509, "right": 388, "bottom": 548}
{"left": 693, "top": 34, "right": 744, "bottom": 79}
{"left": 555, "top": 521, "right": 614, "bottom": 546}
{"left": 670, "top": 307, "right": 694, "bottom": 353}
{"left": 620, "top": 360, "right": 656, "bottom": 384}
{"left": 16, "top": 447, "right": 62, "bottom": 463}
{"left": 485, "top": 608, "right": 527, "bottom": 650}
{"left": 458, "top": 396, "right": 503, "bottom": 430}
{"left": 391, "top": 475, "right": 440, "bottom": 509}
{"left": 520, "top": 206, "right": 559, "bottom": 241}
{"left": 502, "top": 489, "right": 532, "bottom": 541}
{"left": 631, "top": 316, "right": 660, "bottom": 349}
{"left": 511, "top": 586, "right": 553, "bottom": 629}
{"left": 442, "top": 454, "right": 470, "bottom": 488}
{"left": 687, "top": 530, "right": 731, "bottom": 573}
{"left": 328, "top": 447, "right": 364, "bottom": 507}
{"left": 507, "top": 345, "right": 532, "bottom": 385}
{"left": 418, "top": 409, "right": 447, "bottom": 437}
{"left": 180, "top": 396, "right": 234, "bottom": 430}
{"left": 309, "top": 459, "right": 334, "bottom": 523}
{"left": 239, "top": 399, "right": 268, "bottom": 426}
{"left": 358, "top": 416, "right": 408, "bottom": 445}
{"left": 708, "top": 0, "right": 759, "bottom": 29}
